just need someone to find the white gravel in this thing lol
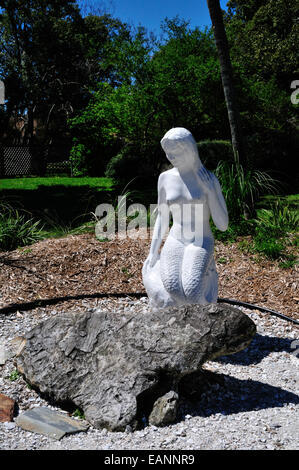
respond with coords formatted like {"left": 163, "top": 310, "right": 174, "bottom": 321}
{"left": 0, "top": 297, "right": 298, "bottom": 450}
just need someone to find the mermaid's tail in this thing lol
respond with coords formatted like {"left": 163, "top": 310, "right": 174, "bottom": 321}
{"left": 142, "top": 256, "right": 178, "bottom": 308}
{"left": 142, "top": 254, "right": 218, "bottom": 308}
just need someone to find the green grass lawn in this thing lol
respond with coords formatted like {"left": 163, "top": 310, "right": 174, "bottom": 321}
{"left": 0, "top": 177, "right": 118, "bottom": 231}
{"left": 0, "top": 176, "right": 115, "bottom": 191}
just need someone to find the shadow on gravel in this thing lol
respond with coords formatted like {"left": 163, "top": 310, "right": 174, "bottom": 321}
{"left": 215, "top": 333, "right": 297, "bottom": 366}
{"left": 178, "top": 371, "right": 299, "bottom": 420}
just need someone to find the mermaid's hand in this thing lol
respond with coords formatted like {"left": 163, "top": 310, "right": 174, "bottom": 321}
{"left": 144, "top": 252, "right": 159, "bottom": 268}
{"left": 197, "top": 166, "right": 215, "bottom": 194}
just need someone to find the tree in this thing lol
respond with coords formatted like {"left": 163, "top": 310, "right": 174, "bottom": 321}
{"left": 224, "top": 0, "right": 299, "bottom": 190}
{"left": 207, "top": 0, "right": 245, "bottom": 165}
{"left": 0, "top": 0, "right": 82, "bottom": 144}
{"left": 0, "top": 1, "right": 131, "bottom": 150}
{"left": 69, "top": 19, "right": 229, "bottom": 177}
{"left": 226, "top": 0, "right": 299, "bottom": 88}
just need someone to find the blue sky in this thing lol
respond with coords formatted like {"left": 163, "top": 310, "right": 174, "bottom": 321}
{"left": 79, "top": 0, "right": 228, "bottom": 34}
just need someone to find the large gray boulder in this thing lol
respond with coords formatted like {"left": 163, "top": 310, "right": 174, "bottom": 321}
{"left": 15, "top": 303, "right": 256, "bottom": 431}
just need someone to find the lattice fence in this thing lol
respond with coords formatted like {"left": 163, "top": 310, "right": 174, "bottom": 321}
{"left": 0, "top": 146, "right": 47, "bottom": 177}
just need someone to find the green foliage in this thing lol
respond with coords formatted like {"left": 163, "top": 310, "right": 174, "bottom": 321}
{"left": 105, "top": 145, "right": 139, "bottom": 180}
{"left": 284, "top": 195, "right": 299, "bottom": 206}
{"left": 224, "top": 0, "right": 299, "bottom": 188}
{"left": 250, "top": 197, "right": 298, "bottom": 260}
{"left": 197, "top": 140, "right": 234, "bottom": 170}
{"left": 253, "top": 227, "right": 285, "bottom": 259}
{"left": 66, "top": 10, "right": 298, "bottom": 186}
{"left": 234, "top": 194, "right": 298, "bottom": 261}
{"left": 105, "top": 143, "right": 157, "bottom": 181}
{"left": 39, "top": 208, "right": 95, "bottom": 239}
{"left": 8, "top": 369, "right": 21, "bottom": 381}
{"left": 0, "top": 0, "right": 84, "bottom": 143}
{"left": 0, "top": 202, "right": 44, "bottom": 251}
{"left": 290, "top": 234, "right": 299, "bottom": 247}
{"left": 215, "top": 160, "right": 279, "bottom": 220}
{"left": 227, "top": 0, "right": 298, "bottom": 83}
{"left": 69, "top": 22, "right": 226, "bottom": 179}
{"left": 68, "top": 82, "right": 125, "bottom": 176}
{"left": 212, "top": 218, "right": 254, "bottom": 242}
{"left": 237, "top": 226, "right": 286, "bottom": 260}
{"left": 0, "top": 2, "right": 135, "bottom": 150}
{"left": 72, "top": 408, "right": 85, "bottom": 420}
{"left": 279, "top": 256, "right": 297, "bottom": 269}
{"left": 0, "top": 2, "right": 297, "bottom": 191}
{"left": 0, "top": 177, "right": 115, "bottom": 242}
{"left": 217, "top": 257, "right": 229, "bottom": 264}
{"left": 69, "top": 142, "right": 89, "bottom": 176}
{"left": 256, "top": 198, "right": 299, "bottom": 233}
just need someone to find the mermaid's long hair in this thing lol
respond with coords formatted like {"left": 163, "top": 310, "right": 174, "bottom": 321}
{"left": 160, "top": 127, "right": 202, "bottom": 168}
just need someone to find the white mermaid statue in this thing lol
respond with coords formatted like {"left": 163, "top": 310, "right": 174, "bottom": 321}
{"left": 142, "top": 127, "right": 229, "bottom": 308}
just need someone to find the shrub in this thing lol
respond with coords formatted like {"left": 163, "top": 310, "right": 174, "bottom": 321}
{"left": 0, "top": 203, "right": 43, "bottom": 251}
{"left": 215, "top": 160, "right": 279, "bottom": 221}
{"left": 105, "top": 143, "right": 160, "bottom": 183}
{"left": 250, "top": 198, "right": 298, "bottom": 260}
{"left": 197, "top": 140, "right": 234, "bottom": 170}
{"left": 256, "top": 198, "right": 298, "bottom": 233}
{"left": 105, "top": 145, "right": 140, "bottom": 180}
{"left": 69, "top": 142, "right": 89, "bottom": 176}
{"left": 253, "top": 227, "right": 285, "bottom": 259}
{"left": 211, "top": 218, "right": 254, "bottom": 242}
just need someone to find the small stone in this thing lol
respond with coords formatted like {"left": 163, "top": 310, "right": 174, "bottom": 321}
{"left": 10, "top": 336, "right": 27, "bottom": 357}
{"left": 207, "top": 304, "right": 219, "bottom": 314}
{"left": 0, "top": 393, "right": 15, "bottom": 422}
{"left": 0, "top": 345, "right": 9, "bottom": 365}
{"left": 3, "top": 421, "right": 16, "bottom": 430}
{"left": 176, "top": 429, "right": 187, "bottom": 436}
{"left": 15, "top": 407, "right": 89, "bottom": 440}
{"left": 150, "top": 425, "right": 158, "bottom": 431}
{"left": 148, "top": 391, "right": 179, "bottom": 427}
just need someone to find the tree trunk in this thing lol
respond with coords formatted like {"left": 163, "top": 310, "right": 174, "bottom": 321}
{"left": 25, "top": 105, "right": 34, "bottom": 146}
{"left": 207, "top": 0, "right": 245, "bottom": 166}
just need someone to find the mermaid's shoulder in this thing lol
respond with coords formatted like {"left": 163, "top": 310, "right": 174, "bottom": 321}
{"left": 158, "top": 168, "right": 177, "bottom": 183}
{"left": 157, "top": 170, "right": 171, "bottom": 194}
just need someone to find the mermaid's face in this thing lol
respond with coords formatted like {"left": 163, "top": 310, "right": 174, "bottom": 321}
{"left": 163, "top": 139, "right": 199, "bottom": 169}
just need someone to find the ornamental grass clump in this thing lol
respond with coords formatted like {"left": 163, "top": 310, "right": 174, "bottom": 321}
{"left": 215, "top": 160, "right": 279, "bottom": 221}
{"left": 0, "top": 202, "right": 43, "bottom": 251}
{"left": 256, "top": 198, "right": 299, "bottom": 234}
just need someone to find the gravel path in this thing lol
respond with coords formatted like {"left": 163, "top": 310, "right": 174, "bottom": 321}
{"left": 0, "top": 297, "right": 298, "bottom": 450}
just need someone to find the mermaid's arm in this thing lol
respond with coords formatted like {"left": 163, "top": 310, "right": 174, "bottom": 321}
{"left": 197, "top": 167, "right": 228, "bottom": 231}
{"left": 147, "top": 174, "right": 169, "bottom": 266}
{"left": 210, "top": 178, "right": 228, "bottom": 231}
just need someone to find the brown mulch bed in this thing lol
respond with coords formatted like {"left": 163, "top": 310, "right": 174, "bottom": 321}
{"left": 0, "top": 230, "right": 298, "bottom": 321}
